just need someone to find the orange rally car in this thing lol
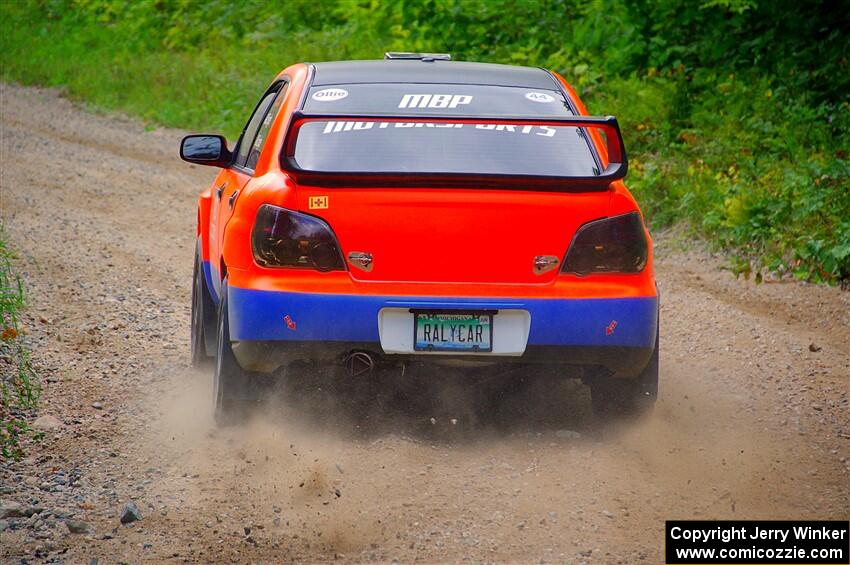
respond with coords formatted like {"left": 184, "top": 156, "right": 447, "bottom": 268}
{"left": 181, "top": 53, "right": 658, "bottom": 423}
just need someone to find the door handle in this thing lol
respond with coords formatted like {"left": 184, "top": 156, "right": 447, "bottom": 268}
{"left": 228, "top": 189, "right": 240, "bottom": 209}
{"left": 215, "top": 182, "right": 227, "bottom": 200}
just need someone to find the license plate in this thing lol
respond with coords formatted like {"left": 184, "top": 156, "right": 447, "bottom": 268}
{"left": 413, "top": 311, "right": 493, "bottom": 352}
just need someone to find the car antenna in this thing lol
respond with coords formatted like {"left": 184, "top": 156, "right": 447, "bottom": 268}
{"left": 384, "top": 52, "right": 452, "bottom": 62}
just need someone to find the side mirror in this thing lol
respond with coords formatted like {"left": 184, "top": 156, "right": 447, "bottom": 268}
{"left": 180, "top": 134, "right": 232, "bottom": 167}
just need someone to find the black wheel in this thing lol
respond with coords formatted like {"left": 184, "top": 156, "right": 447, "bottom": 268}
{"left": 190, "top": 240, "right": 215, "bottom": 367}
{"left": 590, "top": 325, "right": 659, "bottom": 418}
{"left": 213, "top": 277, "right": 262, "bottom": 425}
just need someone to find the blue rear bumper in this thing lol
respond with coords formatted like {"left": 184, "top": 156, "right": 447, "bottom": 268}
{"left": 227, "top": 286, "right": 658, "bottom": 349}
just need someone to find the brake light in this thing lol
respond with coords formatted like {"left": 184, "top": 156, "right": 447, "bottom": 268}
{"left": 562, "top": 212, "right": 648, "bottom": 275}
{"left": 251, "top": 205, "right": 345, "bottom": 272}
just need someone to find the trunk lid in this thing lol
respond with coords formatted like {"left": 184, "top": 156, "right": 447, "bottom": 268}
{"left": 297, "top": 187, "right": 609, "bottom": 284}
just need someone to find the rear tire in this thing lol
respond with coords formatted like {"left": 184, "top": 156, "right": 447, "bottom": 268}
{"left": 590, "top": 326, "right": 659, "bottom": 418}
{"left": 213, "top": 278, "right": 262, "bottom": 425}
{"left": 190, "top": 240, "right": 215, "bottom": 367}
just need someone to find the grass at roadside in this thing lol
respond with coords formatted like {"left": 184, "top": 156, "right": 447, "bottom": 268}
{"left": 0, "top": 230, "right": 41, "bottom": 460}
{"left": 0, "top": 1, "right": 847, "bottom": 284}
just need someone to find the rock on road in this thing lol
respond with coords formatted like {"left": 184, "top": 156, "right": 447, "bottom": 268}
{"left": 1, "top": 84, "right": 848, "bottom": 563}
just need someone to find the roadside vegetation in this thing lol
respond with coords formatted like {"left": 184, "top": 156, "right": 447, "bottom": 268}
{"left": 0, "top": 231, "right": 41, "bottom": 460}
{"left": 1, "top": 0, "right": 847, "bottom": 283}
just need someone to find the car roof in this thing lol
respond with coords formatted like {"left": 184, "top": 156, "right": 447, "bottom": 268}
{"left": 310, "top": 60, "right": 559, "bottom": 89}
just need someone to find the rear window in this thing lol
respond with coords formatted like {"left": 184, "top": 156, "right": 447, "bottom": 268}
{"left": 292, "top": 84, "right": 600, "bottom": 177}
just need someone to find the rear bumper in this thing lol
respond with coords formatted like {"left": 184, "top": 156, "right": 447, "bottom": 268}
{"left": 227, "top": 286, "right": 658, "bottom": 376}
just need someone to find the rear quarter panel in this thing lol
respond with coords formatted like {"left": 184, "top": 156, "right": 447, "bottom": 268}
{"left": 219, "top": 64, "right": 310, "bottom": 274}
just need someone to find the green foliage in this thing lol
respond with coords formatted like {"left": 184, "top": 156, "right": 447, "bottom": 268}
{"left": 1, "top": 0, "right": 848, "bottom": 283}
{"left": 0, "top": 230, "right": 41, "bottom": 460}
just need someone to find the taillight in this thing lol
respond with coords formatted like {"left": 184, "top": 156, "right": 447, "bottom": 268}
{"left": 562, "top": 212, "right": 648, "bottom": 275}
{"left": 251, "top": 205, "right": 345, "bottom": 272}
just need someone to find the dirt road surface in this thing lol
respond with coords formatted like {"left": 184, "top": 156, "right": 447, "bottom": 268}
{"left": 1, "top": 83, "right": 848, "bottom": 564}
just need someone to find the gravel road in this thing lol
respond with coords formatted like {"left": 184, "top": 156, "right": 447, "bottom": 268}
{"left": 1, "top": 83, "right": 848, "bottom": 564}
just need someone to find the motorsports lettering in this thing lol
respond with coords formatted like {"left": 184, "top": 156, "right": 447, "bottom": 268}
{"left": 321, "top": 121, "right": 557, "bottom": 136}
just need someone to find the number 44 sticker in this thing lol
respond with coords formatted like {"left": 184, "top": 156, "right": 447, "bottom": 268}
{"left": 525, "top": 92, "right": 555, "bottom": 103}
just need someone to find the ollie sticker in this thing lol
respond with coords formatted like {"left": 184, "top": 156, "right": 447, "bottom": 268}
{"left": 525, "top": 91, "right": 555, "bottom": 103}
{"left": 311, "top": 88, "right": 348, "bottom": 102}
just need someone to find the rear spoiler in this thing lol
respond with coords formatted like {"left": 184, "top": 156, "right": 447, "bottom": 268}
{"left": 280, "top": 111, "right": 627, "bottom": 190}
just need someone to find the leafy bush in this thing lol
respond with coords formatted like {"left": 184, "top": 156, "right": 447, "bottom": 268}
{"left": 1, "top": 0, "right": 847, "bottom": 283}
{"left": 0, "top": 231, "right": 41, "bottom": 460}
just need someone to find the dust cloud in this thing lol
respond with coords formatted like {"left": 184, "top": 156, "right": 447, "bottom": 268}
{"left": 136, "top": 357, "right": 794, "bottom": 561}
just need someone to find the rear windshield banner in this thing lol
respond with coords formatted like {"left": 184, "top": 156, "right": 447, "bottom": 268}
{"left": 305, "top": 84, "right": 573, "bottom": 117}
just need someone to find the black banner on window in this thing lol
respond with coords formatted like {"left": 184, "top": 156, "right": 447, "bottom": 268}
{"left": 666, "top": 521, "right": 849, "bottom": 564}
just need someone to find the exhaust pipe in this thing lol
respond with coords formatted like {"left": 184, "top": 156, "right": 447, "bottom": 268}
{"left": 344, "top": 351, "right": 375, "bottom": 377}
